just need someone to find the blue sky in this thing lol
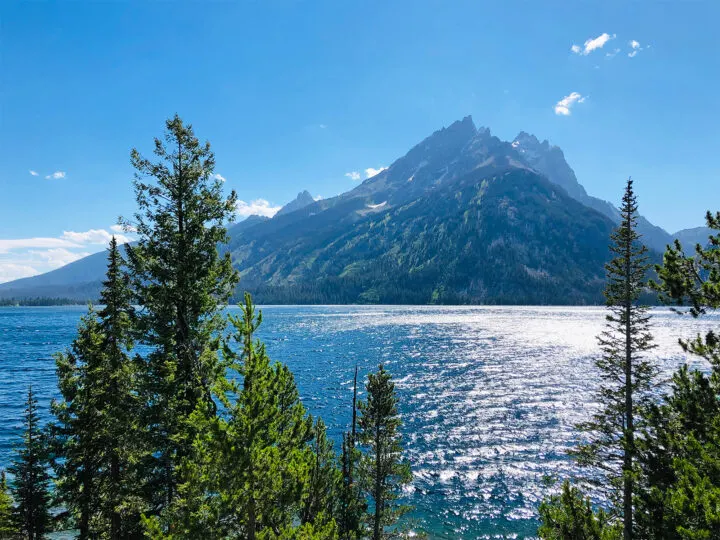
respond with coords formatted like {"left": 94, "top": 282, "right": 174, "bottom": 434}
{"left": 1, "top": 1, "right": 718, "bottom": 282}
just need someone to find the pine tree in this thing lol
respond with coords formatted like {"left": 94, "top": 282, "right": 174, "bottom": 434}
{"left": 574, "top": 179, "right": 657, "bottom": 539}
{"left": 215, "top": 294, "right": 315, "bottom": 538}
{"left": 123, "top": 115, "right": 238, "bottom": 510}
{"left": 9, "top": 386, "right": 51, "bottom": 540}
{"left": 338, "top": 366, "right": 364, "bottom": 540}
{"left": 301, "top": 418, "right": 342, "bottom": 530}
{"left": 52, "top": 238, "right": 142, "bottom": 539}
{"left": 635, "top": 211, "right": 720, "bottom": 538}
{"left": 653, "top": 210, "right": 720, "bottom": 366}
{"left": 538, "top": 481, "right": 621, "bottom": 540}
{"left": 357, "top": 365, "right": 412, "bottom": 540}
{"left": 0, "top": 470, "right": 16, "bottom": 539}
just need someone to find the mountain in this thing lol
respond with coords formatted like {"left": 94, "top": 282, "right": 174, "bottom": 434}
{"left": 0, "top": 116, "right": 696, "bottom": 304}
{"left": 511, "top": 132, "right": 673, "bottom": 252}
{"left": 275, "top": 190, "right": 316, "bottom": 216}
{"left": 673, "top": 226, "right": 715, "bottom": 248}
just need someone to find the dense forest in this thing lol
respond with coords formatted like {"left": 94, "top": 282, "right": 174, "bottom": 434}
{"left": 0, "top": 117, "right": 718, "bottom": 539}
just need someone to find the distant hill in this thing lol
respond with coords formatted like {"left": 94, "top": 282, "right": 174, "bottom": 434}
{"left": 0, "top": 116, "right": 695, "bottom": 304}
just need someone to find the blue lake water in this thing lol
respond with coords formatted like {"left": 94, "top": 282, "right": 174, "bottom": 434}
{"left": 0, "top": 305, "right": 717, "bottom": 538}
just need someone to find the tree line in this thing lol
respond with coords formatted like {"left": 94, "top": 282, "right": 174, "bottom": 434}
{"left": 0, "top": 116, "right": 412, "bottom": 540}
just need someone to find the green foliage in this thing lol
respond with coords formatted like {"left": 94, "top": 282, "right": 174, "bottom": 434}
{"left": 9, "top": 386, "right": 51, "bottom": 540}
{"left": 123, "top": 115, "right": 239, "bottom": 510}
{"left": 51, "top": 238, "right": 143, "bottom": 539}
{"left": 573, "top": 179, "right": 657, "bottom": 536}
{"left": 338, "top": 366, "right": 365, "bottom": 539}
{"left": 0, "top": 471, "right": 17, "bottom": 539}
{"left": 653, "top": 210, "right": 720, "bottom": 365}
{"left": 358, "top": 365, "right": 412, "bottom": 540}
{"left": 538, "top": 481, "right": 621, "bottom": 540}
{"left": 635, "top": 213, "right": 720, "bottom": 539}
{"left": 301, "top": 418, "right": 342, "bottom": 530}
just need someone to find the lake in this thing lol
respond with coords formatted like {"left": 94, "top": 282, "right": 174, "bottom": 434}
{"left": 0, "top": 305, "right": 717, "bottom": 538}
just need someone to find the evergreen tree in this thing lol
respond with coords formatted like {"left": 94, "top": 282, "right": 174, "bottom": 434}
{"left": 123, "top": 115, "right": 238, "bottom": 510}
{"left": 51, "top": 238, "right": 142, "bottom": 539}
{"left": 215, "top": 294, "right": 315, "bottom": 538}
{"left": 538, "top": 481, "right": 621, "bottom": 540}
{"left": 653, "top": 210, "right": 720, "bottom": 366}
{"left": 301, "top": 418, "right": 341, "bottom": 530}
{"left": 338, "top": 366, "right": 364, "bottom": 540}
{"left": 357, "top": 365, "right": 412, "bottom": 540}
{"left": 635, "top": 211, "right": 720, "bottom": 538}
{"left": 9, "top": 387, "right": 51, "bottom": 540}
{"left": 574, "top": 179, "right": 657, "bottom": 539}
{"left": 0, "top": 471, "right": 16, "bottom": 539}
{"left": 144, "top": 294, "right": 332, "bottom": 539}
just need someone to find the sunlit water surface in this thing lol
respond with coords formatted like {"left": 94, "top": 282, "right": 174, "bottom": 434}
{"left": 1, "top": 305, "right": 717, "bottom": 538}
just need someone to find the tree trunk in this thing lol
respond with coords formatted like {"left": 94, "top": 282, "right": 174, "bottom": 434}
{"left": 374, "top": 420, "right": 382, "bottom": 540}
{"left": 623, "top": 240, "right": 634, "bottom": 540}
{"left": 111, "top": 451, "right": 120, "bottom": 540}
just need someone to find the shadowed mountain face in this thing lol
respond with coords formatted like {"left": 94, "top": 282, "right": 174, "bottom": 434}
{"left": 0, "top": 116, "right": 690, "bottom": 304}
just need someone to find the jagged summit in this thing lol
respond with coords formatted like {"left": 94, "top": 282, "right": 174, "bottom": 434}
{"left": 275, "top": 190, "right": 316, "bottom": 217}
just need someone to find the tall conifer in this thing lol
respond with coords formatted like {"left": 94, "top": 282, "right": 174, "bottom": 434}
{"left": 10, "top": 387, "right": 51, "bottom": 540}
{"left": 574, "top": 179, "right": 656, "bottom": 539}
{"left": 635, "top": 211, "right": 720, "bottom": 537}
{"left": 52, "top": 237, "right": 141, "bottom": 538}
{"left": 124, "top": 115, "right": 238, "bottom": 509}
{"left": 357, "top": 365, "right": 412, "bottom": 540}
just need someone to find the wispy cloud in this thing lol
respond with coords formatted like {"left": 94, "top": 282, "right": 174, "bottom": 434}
{"left": 61, "top": 228, "right": 131, "bottom": 245}
{"left": 29, "top": 170, "right": 39, "bottom": 177}
{"left": 319, "top": 124, "right": 328, "bottom": 129}
{"left": 345, "top": 171, "right": 361, "bottom": 181}
{"left": 365, "top": 167, "right": 388, "bottom": 178}
{"left": 236, "top": 199, "right": 282, "bottom": 218}
{"left": 0, "top": 227, "right": 133, "bottom": 284}
{"left": 571, "top": 33, "right": 616, "bottom": 56}
{"left": 212, "top": 173, "right": 226, "bottom": 182}
{"left": 628, "top": 40, "right": 643, "bottom": 58}
{"left": 0, "top": 263, "right": 39, "bottom": 283}
{"left": 606, "top": 48, "right": 621, "bottom": 58}
{"left": 45, "top": 171, "right": 66, "bottom": 180}
{"left": 554, "top": 92, "right": 586, "bottom": 116}
{"left": 110, "top": 224, "right": 137, "bottom": 234}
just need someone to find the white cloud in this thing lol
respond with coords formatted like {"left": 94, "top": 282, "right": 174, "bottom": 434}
{"left": 29, "top": 248, "right": 91, "bottom": 268}
{"left": 212, "top": 173, "right": 226, "bottom": 182}
{"left": 110, "top": 224, "right": 137, "bottom": 234}
{"left": 571, "top": 33, "right": 616, "bottom": 55}
{"left": 0, "top": 227, "right": 132, "bottom": 284}
{"left": 365, "top": 167, "right": 388, "bottom": 178}
{"left": 61, "top": 228, "right": 131, "bottom": 245}
{"left": 345, "top": 171, "right": 361, "bottom": 181}
{"left": 628, "top": 40, "right": 643, "bottom": 57}
{"left": 606, "top": 48, "right": 621, "bottom": 58}
{"left": 236, "top": 199, "right": 282, "bottom": 218}
{"left": 29, "top": 170, "right": 39, "bottom": 176}
{"left": 554, "top": 92, "right": 586, "bottom": 116}
{"left": 0, "top": 263, "right": 39, "bottom": 283}
{"left": 45, "top": 171, "right": 66, "bottom": 180}
{"left": 0, "top": 237, "right": 81, "bottom": 253}
{"left": 313, "top": 195, "right": 324, "bottom": 201}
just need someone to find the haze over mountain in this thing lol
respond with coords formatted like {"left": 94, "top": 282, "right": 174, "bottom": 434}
{"left": 0, "top": 117, "right": 710, "bottom": 304}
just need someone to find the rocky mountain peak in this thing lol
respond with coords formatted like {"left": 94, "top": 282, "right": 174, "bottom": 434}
{"left": 275, "top": 190, "right": 316, "bottom": 217}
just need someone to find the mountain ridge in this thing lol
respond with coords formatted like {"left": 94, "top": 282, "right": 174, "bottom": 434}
{"left": 0, "top": 116, "right": 703, "bottom": 304}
